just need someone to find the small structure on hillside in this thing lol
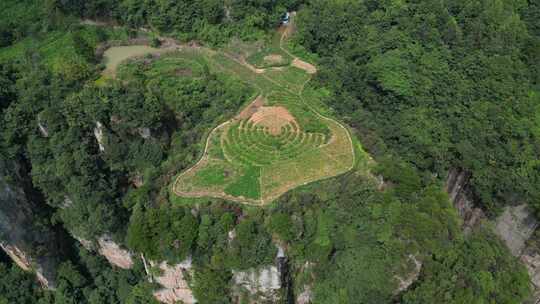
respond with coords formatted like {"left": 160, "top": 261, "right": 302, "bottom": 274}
{"left": 282, "top": 12, "right": 290, "bottom": 25}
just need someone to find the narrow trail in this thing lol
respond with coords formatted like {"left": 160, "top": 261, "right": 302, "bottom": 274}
{"left": 172, "top": 94, "right": 266, "bottom": 206}
{"left": 277, "top": 15, "right": 356, "bottom": 173}
{"left": 172, "top": 120, "right": 230, "bottom": 191}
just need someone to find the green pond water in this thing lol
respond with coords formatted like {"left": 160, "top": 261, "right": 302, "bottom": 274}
{"left": 102, "top": 45, "right": 161, "bottom": 75}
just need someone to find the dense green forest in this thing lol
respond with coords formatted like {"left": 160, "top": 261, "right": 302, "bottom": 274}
{"left": 0, "top": 245, "right": 154, "bottom": 304}
{"left": 0, "top": 0, "right": 538, "bottom": 303}
{"left": 295, "top": 0, "right": 540, "bottom": 215}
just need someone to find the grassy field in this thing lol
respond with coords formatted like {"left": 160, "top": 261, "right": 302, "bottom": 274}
{"left": 245, "top": 30, "right": 293, "bottom": 69}
{"left": 0, "top": 24, "right": 129, "bottom": 83}
{"left": 170, "top": 40, "right": 356, "bottom": 205}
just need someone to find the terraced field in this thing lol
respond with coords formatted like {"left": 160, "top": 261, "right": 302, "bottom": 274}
{"left": 171, "top": 32, "right": 356, "bottom": 205}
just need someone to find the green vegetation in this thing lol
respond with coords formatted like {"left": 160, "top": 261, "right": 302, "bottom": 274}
{"left": 223, "top": 119, "right": 326, "bottom": 166}
{"left": 0, "top": 1, "right": 538, "bottom": 304}
{"left": 101, "top": 45, "right": 161, "bottom": 76}
{"left": 246, "top": 30, "right": 293, "bottom": 68}
{"left": 0, "top": 246, "right": 149, "bottom": 304}
{"left": 194, "top": 164, "right": 228, "bottom": 187}
{"left": 294, "top": 0, "right": 540, "bottom": 216}
{"left": 0, "top": 0, "right": 129, "bottom": 83}
{"left": 265, "top": 161, "right": 531, "bottom": 304}
{"left": 127, "top": 204, "right": 198, "bottom": 263}
{"left": 57, "top": 0, "right": 304, "bottom": 44}
{"left": 224, "top": 165, "right": 261, "bottom": 199}
{"left": 0, "top": 258, "right": 49, "bottom": 304}
{"left": 402, "top": 229, "right": 531, "bottom": 304}
{"left": 174, "top": 45, "right": 355, "bottom": 204}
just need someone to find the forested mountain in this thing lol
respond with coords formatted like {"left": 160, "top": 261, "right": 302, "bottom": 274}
{"left": 0, "top": 0, "right": 538, "bottom": 303}
{"left": 295, "top": 0, "right": 540, "bottom": 216}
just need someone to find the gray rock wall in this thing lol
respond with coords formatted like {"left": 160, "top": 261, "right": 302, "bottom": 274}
{"left": 0, "top": 160, "right": 63, "bottom": 289}
{"left": 141, "top": 256, "right": 196, "bottom": 304}
{"left": 494, "top": 204, "right": 538, "bottom": 256}
{"left": 493, "top": 205, "right": 540, "bottom": 303}
{"left": 445, "top": 169, "right": 485, "bottom": 233}
{"left": 232, "top": 245, "right": 287, "bottom": 303}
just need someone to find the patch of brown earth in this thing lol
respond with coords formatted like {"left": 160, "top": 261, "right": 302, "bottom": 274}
{"left": 237, "top": 95, "right": 265, "bottom": 120}
{"left": 151, "top": 259, "right": 196, "bottom": 304}
{"left": 97, "top": 235, "right": 134, "bottom": 269}
{"left": 264, "top": 54, "right": 284, "bottom": 64}
{"left": 291, "top": 58, "right": 317, "bottom": 74}
{"left": 248, "top": 106, "right": 296, "bottom": 135}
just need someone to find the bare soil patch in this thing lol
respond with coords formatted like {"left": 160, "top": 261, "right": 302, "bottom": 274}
{"left": 237, "top": 95, "right": 265, "bottom": 120}
{"left": 249, "top": 106, "right": 296, "bottom": 135}
{"left": 291, "top": 58, "right": 317, "bottom": 74}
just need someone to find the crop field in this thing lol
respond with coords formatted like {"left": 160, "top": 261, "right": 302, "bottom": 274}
{"left": 93, "top": 24, "right": 357, "bottom": 205}
{"left": 168, "top": 35, "right": 356, "bottom": 205}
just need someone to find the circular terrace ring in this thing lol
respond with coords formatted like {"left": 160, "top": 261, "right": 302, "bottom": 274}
{"left": 222, "top": 109, "right": 327, "bottom": 167}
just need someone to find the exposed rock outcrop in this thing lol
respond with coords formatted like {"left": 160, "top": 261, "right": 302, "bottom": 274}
{"left": 295, "top": 261, "right": 315, "bottom": 304}
{"left": 137, "top": 127, "right": 151, "bottom": 139}
{"left": 0, "top": 161, "right": 63, "bottom": 289}
{"left": 74, "top": 233, "right": 195, "bottom": 304}
{"left": 394, "top": 255, "right": 422, "bottom": 294}
{"left": 232, "top": 246, "right": 287, "bottom": 303}
{"left": 97, "top": 235, "right": 134, "bottom": 269}
{"left": 37, "top": 120, "right": 49, "bottom": 138}
{"left": 494, "top": 204, "right": 538, "bottom": 256}
{"left": 296, "top": 285, "right": 313, "bottom": 304}
{"left": 521, "top": 250, "right": 540, "bottom": 291}
{"left": 73, "top": 234, "right": 134, "bottom": 269}
{"left": 446, "top": 169, "right": 540, "bottom": 302}
{"left": 0, "top": 244, "right": 52, "bottom": 287}
{"left": 94, "top": 121, "right": 106, "bottom": 152}
{"left": 130, "top": 173, "right": 144, "bottom": 188}
{"left": 445, "top": 169, "right": 485, "bottom": 233}
{"left": 149, "top": 258, "right": 196, "bottom": 304}
{"left": 233, "top": 265, "right": 281, "bottom": 302}
{"left": 493, "top": 205, "right": 540, "bottom": 303}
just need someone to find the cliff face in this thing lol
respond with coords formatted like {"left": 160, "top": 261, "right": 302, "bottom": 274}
{"left": 233, "top": 265, "right": 281, "bottom": 302}
{"left": 494, "top": 205, "right": 538, "bottom": 256}
{"left": 76, "top": 234, "right": 135, "bottom": 269}
{"left": 94, "top": 121, "right": 106, "bottom": 152}
{"left": 0, "top": 160, "right": 64, "bottom": 289}
{"left": 493, "top": 205, "right": 540, "bottom": 304}
{"left": 445, "top": 169, "right": 485, "bottom": 233}
{"left": 394, "top": 255, "right": 422, "bottom": 294}
{"left": 232, "top": 245, "right": 288, "bottom": 303}
{"left": 149, "top": 258, "right": 196, "bottom": 304}
{"left": 445, "top": 169, "right": 540, "bottom": 303}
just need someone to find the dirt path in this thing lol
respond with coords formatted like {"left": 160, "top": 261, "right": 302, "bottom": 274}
{"left": 279, "top": 13, "right": 317, "bottom": 74}
{"left": 278, "top": 14, "right": 356, "bottom": 174}
{"left": 172, "top": 120, "right": 230, "bottom": 192}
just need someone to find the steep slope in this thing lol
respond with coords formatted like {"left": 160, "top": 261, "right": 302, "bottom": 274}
{"left": 0, "top": 158, "right": 65, "bottom": 288}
